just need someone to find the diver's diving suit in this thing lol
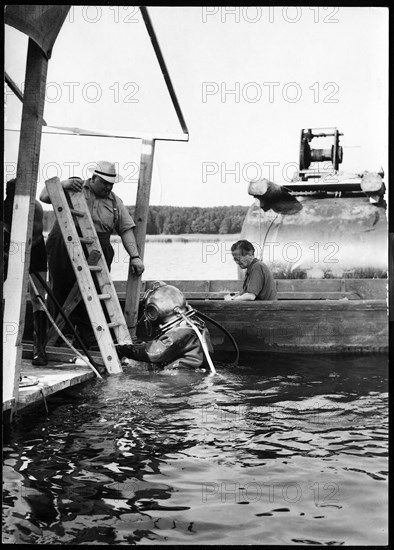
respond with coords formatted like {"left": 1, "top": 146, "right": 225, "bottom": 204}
{"left": 116, "top": 282, "right": 213, "bottom": 370}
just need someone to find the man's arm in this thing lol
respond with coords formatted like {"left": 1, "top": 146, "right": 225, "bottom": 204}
{"left": 231, "top": 292, "right": 256, "bottom": 301}
{"left": 39, "top": 178, "right": 84, "bottom": 204}
{"left": 120, "top": 228, "right": 145, "bottom": 276}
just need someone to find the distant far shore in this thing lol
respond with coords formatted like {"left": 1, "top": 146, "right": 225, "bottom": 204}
{"left": 113, "top": 233, "right": 241, "bottom": 243}
{"left": 43, "top": 232, "right": 240, "bottom": 242}
{"left": 43, "top": 205, "right": 248, "bottom": 235}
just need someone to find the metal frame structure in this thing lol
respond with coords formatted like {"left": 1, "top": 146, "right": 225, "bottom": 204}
{"left": 3, "top": 5, "right": 189, "bottom": 415}
{"left": 298, "top": 127, "right": 343, "bottom": 180}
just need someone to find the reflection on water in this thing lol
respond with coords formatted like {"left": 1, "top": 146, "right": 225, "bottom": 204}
{"left": 3, "top": 354, "right": 388, "bottom": 545}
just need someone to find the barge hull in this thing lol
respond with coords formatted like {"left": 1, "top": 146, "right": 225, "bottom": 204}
{"left": 189, "top": 299, "right": 387, "bottom": 354}
{"left": 21, "top": 279, "right": 388, "bottom": 355}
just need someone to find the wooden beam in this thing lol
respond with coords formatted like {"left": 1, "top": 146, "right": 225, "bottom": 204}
{"left": 5, "top": 5, "right": 70, "bottom": 59}
{"left": 389, "top": 233, "right": 394, "bottom": 321}
{"left": 47, "top": 126, "right": 188, "bottom": 141}
{"left": 140, "top": 7, "right": 189, "bottom": 138}
{"left": 4, "top": 71, "right": 24, "bottom": 102}
{"left": 124, "top": 139, "right": 156, "bottom": 336}
{"left": 3, "top": 39, "right": 48, "bottom": 412}
{"left": 22, "top": 343, "right": 105, "bottom": 367}
{"left": 113, "top": 278, "right": 387, "bottom": 300}
{"left": 4, "top": 71, "right": 47, "bottom": 125}
{"left": 5, "top": 124, "right": 188, "bottom": 142}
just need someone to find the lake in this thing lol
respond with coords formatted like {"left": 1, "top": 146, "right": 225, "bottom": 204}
{"left": 3, "top": 235, "right": 388, "bottom": 545}
{"left": 109, "top": 234, "right": 240, "bottom": 281}
{"left": 3, "top": 354, "right": 388, "bottom": 545}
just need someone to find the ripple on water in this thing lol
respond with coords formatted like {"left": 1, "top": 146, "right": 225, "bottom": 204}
{"left": 2, "top": 354, "right": 388, "bottom": 545}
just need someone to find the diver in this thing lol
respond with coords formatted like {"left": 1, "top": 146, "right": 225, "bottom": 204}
{"left": 116, "top": 281, "right": 214, "bottom": 371}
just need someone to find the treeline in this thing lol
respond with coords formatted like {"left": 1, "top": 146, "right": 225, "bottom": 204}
{"left": 43, "top": 205, "right": 249, "bottom": 234}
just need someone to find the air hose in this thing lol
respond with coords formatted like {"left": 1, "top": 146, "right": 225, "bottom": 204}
{"left": 138, "top": 291, "right": 240, "bottom": 368}
{"left": 194, "top": 309, "right": 240, "bottom": 367}
{"left": 174, "top": 307, "right": 216, "bottom": 375}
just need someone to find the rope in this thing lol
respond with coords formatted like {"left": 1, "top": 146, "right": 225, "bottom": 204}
{"left": 32, "top": 271, "right": 99, "bottom": 371}
{"left": 28, "top": 275, "right": 102, "bottom": 379}
{"left": 261, "top": 213, "right": 279, "bottom": 262}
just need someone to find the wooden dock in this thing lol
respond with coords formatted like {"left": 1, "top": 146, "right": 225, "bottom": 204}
{"left": 2, "top": 347, "right": 104, "bottom": 414}
{"left": 3, "top": 5, "right": 188, "bottom": 420}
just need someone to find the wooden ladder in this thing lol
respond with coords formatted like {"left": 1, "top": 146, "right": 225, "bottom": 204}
{"left": 45, "top": 176, "right": 132, "bottom": 374}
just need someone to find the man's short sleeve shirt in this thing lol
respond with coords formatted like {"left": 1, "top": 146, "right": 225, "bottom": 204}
{"left": 243, "top": 258, "right": 277, "bottom": 300}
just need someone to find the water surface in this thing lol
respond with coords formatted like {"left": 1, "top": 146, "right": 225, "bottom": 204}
{"left": 3, "top": 354, "right": 388, "bottom": 545}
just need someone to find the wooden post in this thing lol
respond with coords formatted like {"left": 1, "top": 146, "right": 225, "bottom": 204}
{"left": 3, "top": 39, "right": 48, "bottom": 411}
{"left": 124, "top": 139, "right": 156, "bottom": 337}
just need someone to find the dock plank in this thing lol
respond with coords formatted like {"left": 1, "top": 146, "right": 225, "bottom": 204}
{"left": 3, "top": 359, "right": 97, "bottom": 413}
{"left": 22, "top": 343, "right": 105, "bottom": 367}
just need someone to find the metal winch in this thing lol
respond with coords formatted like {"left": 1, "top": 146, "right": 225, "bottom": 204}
{"left": 242, "top": 127, "right": 387, "bottom": 279}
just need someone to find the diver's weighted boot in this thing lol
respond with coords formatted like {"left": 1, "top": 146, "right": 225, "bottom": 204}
{"left": 32, "top": 311, "right": 48, "bottom": 366}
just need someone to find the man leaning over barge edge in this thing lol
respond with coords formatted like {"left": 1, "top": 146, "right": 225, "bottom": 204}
{"left": 227, "top": 239, "right": 277, "bottom": 301}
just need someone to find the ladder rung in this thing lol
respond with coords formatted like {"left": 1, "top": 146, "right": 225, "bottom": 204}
{"left": 70, "top": 208, "right": 85, "bottom": 217}
{"left": 46, "top": 178, "right": 128, "bottom": 375}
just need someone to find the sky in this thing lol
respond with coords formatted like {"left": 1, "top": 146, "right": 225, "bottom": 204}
{"left": 4, "top": 6, "right": 388, "bottom": 208}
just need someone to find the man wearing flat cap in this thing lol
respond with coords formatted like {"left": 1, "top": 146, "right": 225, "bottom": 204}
{"left": 40, "top": 161, "right": 144, "bottom": 348}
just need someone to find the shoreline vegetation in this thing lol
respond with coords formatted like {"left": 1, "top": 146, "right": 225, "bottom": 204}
{"left": 43, "top": 205, "right": 249, "bottom": 235}
{"left": 138, "top": 233, "right": 239, "bottom": 243}
{"left": 41, "top": 206, "right": 387, "bottom": 279}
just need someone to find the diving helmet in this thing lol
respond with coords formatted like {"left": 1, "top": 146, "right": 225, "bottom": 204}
{"left": 144, "top": 281, "right": 187, "bottom": 324}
